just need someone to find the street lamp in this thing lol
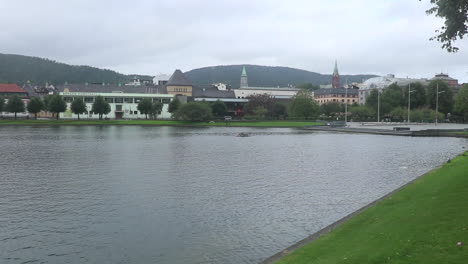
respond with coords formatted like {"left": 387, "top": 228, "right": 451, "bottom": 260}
{"left": 377, "top": 89, "right": 380, "bottom": 123}
{"left": 345, "top": 86, "right": 348, "bottom": 123}
{"left": 407, "top": 84, "right": 415, "bottom": 123}
{"left": 435, "top": 83, "right": 445, "bottom": 126}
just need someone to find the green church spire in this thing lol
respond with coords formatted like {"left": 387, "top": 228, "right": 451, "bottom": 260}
{"left": 241, "top": 66, "right": 247, "bottom": 77}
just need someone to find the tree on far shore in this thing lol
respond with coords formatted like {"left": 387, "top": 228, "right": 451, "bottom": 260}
{"left": 403, "top": 82, "right": 427, "bottom": 110}
{"left": 211, "top": 100, "right": 228, "bottom": 118}
{"left": 272, "top": 102, "right": 287, "bottom": 119}
{"left": 137, "top": 98, "right": 153, "bottom": 119}
{"left": 151, "top": 101, "right": 163, "bottom": 119}
{"left": 454, "top": 85, "right": 468, "bottom": 122}
{"left": 48, "top": 95, "right": 67, "bottom": 120}
{"left": 168, "top": 97, "right": 181, "bottom": 114}
{"left": 6, "top": 95, "right": 25, "bottom": 120}
{"left": 27, "top": 97, "right": 44, "bottom": 119}
{"left": 0, "top": 96, "right": 5, "bottom": 113}
{"left": 174, "top": 102, "right": 212, "bottom": 121}
{"left": 427, "top": 80, "right": 453, "bottom": 114}
{"left": 71, "top": 97, "right": 87, "bottom": 120}
{"left": 244, "top": 94, "right": 275, "bottom": 117}
{"left": 91, "top": 96, "right": 111, "bottom": 120}
{"left": 349, "top": 105, "right": 375, "bottom": 121}
{"left": 289, "top": 90, "right": 319, "bottom": 120}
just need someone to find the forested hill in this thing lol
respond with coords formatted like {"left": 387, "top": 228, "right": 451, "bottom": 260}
{"left": 0, "top": 53, "right": 376, "bottom": 87}
{"left": 0, "top": 53, "right": 151, "bottom": 85}
{"left": 185, "top": 65, "right": 377, "bottom": 88}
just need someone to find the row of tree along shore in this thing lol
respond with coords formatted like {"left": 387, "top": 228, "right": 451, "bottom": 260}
{"left": 0, "top": 90, "right": 322, "bottom": 122}
{"left": 322, "top": 80, "right": 467, "bottom": 123}
{"left": 1, "top": 80, "right": 467, "bottom": 123}
{"left": 0, "top": 94, "right": 164, "bottom": 121}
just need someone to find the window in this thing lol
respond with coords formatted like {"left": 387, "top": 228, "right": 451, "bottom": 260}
{"left": 134, "top": 111, "right": 138, "bottom": 115}
{"left": 105, "top": 97, "right": 114, "bottom": 103}
{"left": 134, "top": 98, "right": 142, "bottom": 103}
{"left": 84, "top": 97, "right": 94, "bottom": 103}
{"left": 124, "top": 98, "right": 133, "bottom": 103}
{"left": 342, "top": 99, "right": 345, "bottom": 102}
{"left": 115, "top": 98, "right": 123, "bottom": 103}
{"left": 64, "top": 97, "right": 73, "bottom": 102}
{"left": 162, "top": 98, "right": 171, "bottom": 103}
{"left": 153, "top": 98, "right": 162, "bottom": 103}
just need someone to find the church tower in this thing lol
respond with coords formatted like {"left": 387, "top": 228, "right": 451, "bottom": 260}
{"left": 332, "top": 60, "right": 341, "bottom": 88}
{"left": 240, "top": 66, "right": 248, "bottom": 88}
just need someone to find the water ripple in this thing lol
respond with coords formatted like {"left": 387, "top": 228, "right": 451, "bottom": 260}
{"left": 0, "top": 126, "right": 466, "bottom": 264}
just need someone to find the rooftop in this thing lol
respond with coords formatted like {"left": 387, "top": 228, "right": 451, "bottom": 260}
{"left": 238, "top": 86, "right": 300, "bottom": 91}
{"left": 166, "top": 69, "right": 193, "bottom": 86}
{"left": 0, "top": 84, "right": 27, "bottom": 94}
{"left": 57, "top": 83, "right": 166, "bottom": 94}
{"left": 192, "top": 86, "right": 235, "bottom": 98}
{"left": 431, "top": 73, "right": 457, "bottom": 81}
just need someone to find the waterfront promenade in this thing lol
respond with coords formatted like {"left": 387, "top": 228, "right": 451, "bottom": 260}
{"left": 303, "top": 122, "right": 468, "bottom": 138}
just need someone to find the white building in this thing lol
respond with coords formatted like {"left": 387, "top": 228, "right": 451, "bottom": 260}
{"left": 358, "top": 74, "right": 429, "bottom": 104}
{"left": 234, "top": 66, "right": 302, "bottom": 99}
{"left": 153, "top": 74, "right": 172, "bottom": 85}
{"left": 59, "top": 92, "right": 173, "bottom": 119}
{"left": 233, "top": 86, "right": 301, "bottom": 99}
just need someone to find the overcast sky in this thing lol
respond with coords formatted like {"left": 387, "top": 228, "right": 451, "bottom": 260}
{"left": 1, "top": 0, "right": 467, "bottom": 82}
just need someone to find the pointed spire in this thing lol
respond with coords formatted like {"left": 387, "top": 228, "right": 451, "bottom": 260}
{"left": 240, "top": 66, "right": 248, "bottom": 88}
{"left": 333, "top": 60, "right": 339, "bottom": 76}
{"left": 241, "top": 66, "right": 247, "bottom": 77}
{"left": 332, "top": 60, "right": 341, "bottom": 88}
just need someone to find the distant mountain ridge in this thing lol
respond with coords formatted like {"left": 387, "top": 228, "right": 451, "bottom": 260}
{"left": 185, "top": 65, "right": 377, "bottom": 88}
{"left": 0, "top": 53, "right": 377, "bottom": 88}
{"left": 0, "top": 53, "right": 152, "bottom": 85}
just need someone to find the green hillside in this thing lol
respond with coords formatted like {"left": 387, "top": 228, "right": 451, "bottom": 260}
{"left": 0, "top": 53, "right": 376, "bottom": 88}
{"left": 185, "top": 65, "right": 376, "bottom": 88}
{"left": 0, "top": 53, "right": 151, "bottom": 85}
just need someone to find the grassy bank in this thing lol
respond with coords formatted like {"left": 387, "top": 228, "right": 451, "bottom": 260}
{"left": 275, "top": 152, "right": 468, "bottom": 264}
{"left": 0, "top": 119, "right": 323, "bottom": 127}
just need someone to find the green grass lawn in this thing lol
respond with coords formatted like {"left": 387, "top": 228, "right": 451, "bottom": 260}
{"left": 276, "top": 152, "right": 468, "bottom": 264}
{"left": 0, "top": 119, "right": 323, "bottom": 127}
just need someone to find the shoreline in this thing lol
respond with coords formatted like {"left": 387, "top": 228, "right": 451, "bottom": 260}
{"left": 0, "top": 120, "right": 324, "bottom": 128}
{"left": 261, "top": 151, "right": 467, "bottom": 264}
{"left": 301, "top": 126, "right": 468, "bottom": 138}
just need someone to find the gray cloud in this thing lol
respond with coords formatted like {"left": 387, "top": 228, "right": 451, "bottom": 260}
{"left": 1, "top": 0, "right": 467, "bottom": 82}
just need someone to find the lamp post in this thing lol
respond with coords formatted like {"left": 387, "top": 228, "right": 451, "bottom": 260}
{"left": 407, "top": 84, "right": 415, "bottom": 123}
{"left": 435, "top": 83, "right": 445, "bottom": 126}
{"left": 377, "top": 89, "right": 380, "bottom": 123}
{"left": 345, "top": 86, "right": 348, "bottom": 123}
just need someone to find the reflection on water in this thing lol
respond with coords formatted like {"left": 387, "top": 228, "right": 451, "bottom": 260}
{"left": 0, "top": 126, "right": 466, "bottom": 264}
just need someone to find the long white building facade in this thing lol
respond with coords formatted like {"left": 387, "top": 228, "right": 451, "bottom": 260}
{"left": 59, "top": 92, "right": 174, "bottom": 119}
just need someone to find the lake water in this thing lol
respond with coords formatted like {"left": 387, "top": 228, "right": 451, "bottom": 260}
{"left": 0, "top": 126, "right": 466, "bottom": 264}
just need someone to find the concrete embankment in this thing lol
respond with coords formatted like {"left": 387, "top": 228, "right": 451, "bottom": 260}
{"left": 302, "top": 126, "right": 468, "bottom": 138}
